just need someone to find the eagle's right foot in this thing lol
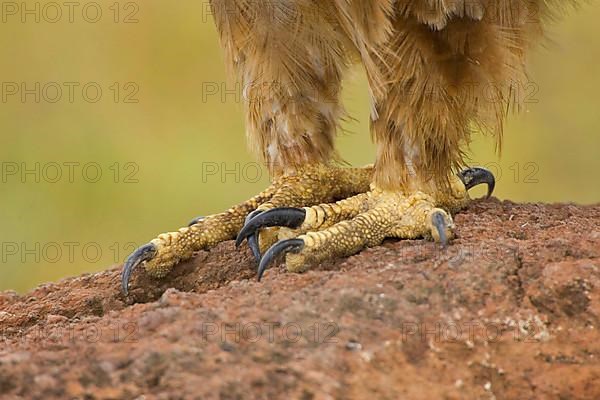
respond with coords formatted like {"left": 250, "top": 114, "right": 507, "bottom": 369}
{"left": 121, "top": 164, "right": 372, "bottom": 295}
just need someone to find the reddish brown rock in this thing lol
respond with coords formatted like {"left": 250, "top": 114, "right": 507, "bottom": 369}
{"left": 1, "top": 200, "right": 599, "bottom": 399}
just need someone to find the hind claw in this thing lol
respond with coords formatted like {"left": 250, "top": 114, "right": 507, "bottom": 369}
{"left": 458, "top": 167, "right": 496, "bottom": 198}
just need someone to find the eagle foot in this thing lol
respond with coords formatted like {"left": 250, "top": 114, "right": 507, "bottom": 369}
{"left": 121, "top": 164, "right": 372, "bottom": 294}
{"left": 239, "top": 167, "right": 495, "bottom": 280}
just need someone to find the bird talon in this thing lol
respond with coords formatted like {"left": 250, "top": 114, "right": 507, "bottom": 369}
{"left": 257, "top": 238, "right": 305, "bottom": 281}
{"left": 242, "top": 209, "right": 264, "bottom": 261}
{"left": 235, "top": 207, "right": 306, "bottom": 251}
{"left": 121, "top": 243, "right": 158, "bottom": 295}
{"left": 431, "top": 211, "right": 450, "bottom": 247}
{"left": 187, "top": 216, "right": 205, "bottom": 227}
{"left": 458, "top": 167, "right": 496, "bottom": 198}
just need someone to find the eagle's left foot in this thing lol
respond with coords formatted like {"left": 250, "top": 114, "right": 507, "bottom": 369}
{"left": 238, "top": 168, "right": 495, "bottom": 280}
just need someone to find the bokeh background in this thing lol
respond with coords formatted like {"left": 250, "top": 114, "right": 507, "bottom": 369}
{"left": 1, "top": 1, "right": 598, "bottom": 292}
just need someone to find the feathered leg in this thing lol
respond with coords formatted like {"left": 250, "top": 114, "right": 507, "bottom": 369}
{"left": 254, "top": 1, "right": 573, "bottom": 278}
{"left": 121, "top": 0, "right": 374, "bottom": 293}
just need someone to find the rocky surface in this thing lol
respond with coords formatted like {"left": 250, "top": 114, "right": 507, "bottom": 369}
{"left": 1, "top": 199, "right": 599, "bottom": 399}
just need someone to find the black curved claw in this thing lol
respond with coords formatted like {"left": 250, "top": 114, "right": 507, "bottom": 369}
{"left": 235, "top": 208, "right": 307, "bottom": 250}
{"left": 121, "top": 243, "right": 157, "bottom": 295}
{"left": 243, "top": 210, "right": 264, "bottom": 262}
{"left": 257, "top": 239, "right": 305, "bottom": 281}
{"left": 187, "top": 216, "right": 205, "bottom": 227}
{"left": 458, "top": 167, "right": 496, "bottom": 199}
{"left": 431, "top": 212, "right": 449, "bottom": 247}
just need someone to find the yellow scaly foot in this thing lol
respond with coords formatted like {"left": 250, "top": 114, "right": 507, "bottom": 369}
{"left": 235, "top": 168, "right": 495, "bottom": 280}
{"left": 121, "top": 164, "right": 372, "bottom": 294}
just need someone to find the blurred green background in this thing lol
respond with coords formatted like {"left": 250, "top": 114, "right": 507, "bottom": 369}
{"left": 0, "top": 1, "right": 598, "bottom": 293}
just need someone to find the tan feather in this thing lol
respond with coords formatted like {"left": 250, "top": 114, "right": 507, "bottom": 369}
{"left": 209, "top": 0, "right": 580, "bottom": 188}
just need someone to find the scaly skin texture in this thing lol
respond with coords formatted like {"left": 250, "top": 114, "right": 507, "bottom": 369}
{"left": 269, "top": 176, "right": 471, "bottom": 273}
{"left": 139, "top": 164, "right": 372, "bottom": 279}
